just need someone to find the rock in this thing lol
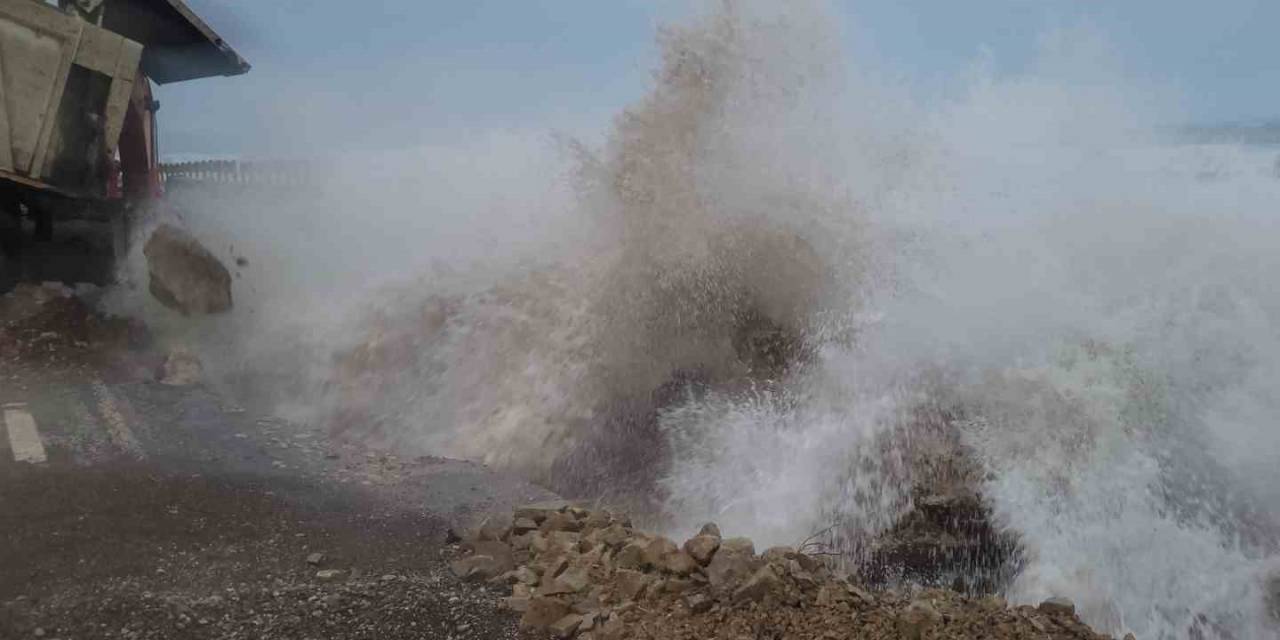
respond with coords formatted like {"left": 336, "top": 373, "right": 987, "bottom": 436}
{"left": 449, "top": 555, "right": 509, "bottom": 582}
{"left": 898, "top": 599, "right": 943, "bottom": 640}
{"left": 474, "top": 515, "right": 512, "bottom": 541}
{"left": 1039, "top": 596, "right": 1076, "bottom": 617}
{"left": 595, "top": 618, "right": 625, "bottom": 640}
{"left": 314, "top": 569, "right": 343, "bottom": 581}
{"left": 510, "top": 532, "right": 535, "bottom": 551}
{"left": 582, "top": 510, "right": 612, "bottom": 532}
{"left": 305, "top": 552, "right": 324, "bottom": 566}
{"left": 660, "top": 550, "right": 700, "bottom": 577}
{"left": 515, "top": 500, "right": 570, "bottom": 524}
{"left": 550, "top": 613, "right": 584, "bottom": 639}
{"left": 815, "top": 584, "right": 851, "bottom": 606}
{"left": 158, "top": 347, "right": 203, "bottom": 386}
{"left": 706, "top": 537, "right": 757, "bottom": 592}
{"left": 845, "top": 582, "right": 876, "bottom": 604}
{"left": 534, "top": 566, "right": 589, "bottom": 597}
{"left": 572, "top": 591, "right": 604, "bottom": 615}
{"left": 683, "top": 535, "right": 720, "bottom": 566}
{"left": 512, "top": 517, "right": 539, "bottom": 534}
{"left": 503, "top": 596, "right": 531, "bottom": 613}
{"left": 520, "top": 596, "right": 571, "bottom": 630}
{"left": 787, "top": 559, "right": 819, "bottom": 590}
{"left": 614, "top": 569, "right": 651, "bottom": 602}
{"left": 466, "top": 541, "right": 514, "bottom": 571}
{"left": 143, "top": 224, "right": 232, "bottom": 315}
{"left": 732, "top": 564, "right": 784, "bottom": 604}
{"left": 558, "top": 567, "right": 592, "bottom": 594}
{"left": 698, "top": 522, "right": 722, "bottom": 539}
{"left": 684, "top": 592, "right": 713, "bottom": 614}
{"left": 614, "top": 542, "right": 646, "bottom": 571}
{"left": 539, "top": 555, "right": 569, "bottom": 580}
{"left": 535, "top": 531, "right": 580, "bottom": 556}
{"left": 590, "top": 523, "right": 631, "bottom": 549}
{"left": 515, "top": 566, "right": 540, "bottom": 585}
{"left": 641, "top": 537, "right": 678, "bottom": 570}
{"left": 761, "top": 545, "right": 797, "bottom": 565}
{"left": 541, "top": 511, "right": 583, "bottom": 533}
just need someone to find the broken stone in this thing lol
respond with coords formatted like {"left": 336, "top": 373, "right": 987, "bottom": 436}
{"left": 515, "top": 566, "right": 540, "bottom": 585}
{"left": 787, "top": 559, "right": 819, "bottom": 590}
{"left": 510, "top": 532, "right": 535, "bottom": 551}
{"left": 732, "top": 564, "right": 784, "bottom": 604}
{"left": 660, "top": 550, "right": 700, "bottom": 577}
{"left": 614, "top": 569, "right": 651, "bottom": 603}
{"left": 613, "top": 542, "right": 646, "bottom": 571}
{"left": 474, "top": 514, "right": 512, "bottom": 541}
{"left": 596, "top": 618, "right": 625, "bottom": 640}
{"left": 534, "top": 531, "right": 580, "bottom": 556}
{"left": 590, "top": 523, "right": 631, "bottom": 549}
{"left": 504, "top": 596, "right": 531, "bottom": 612}
{"left": 683, "top": 534, "right": 720, "bottom": 566}
{"left": 550, "top": 613, "right": 584, "bottom": 639}
{"left": 305, "top": 552, "right": 324, "bottom": 566}
{"left": 143, "top": 224, "right": 233, "bottom": 315}
{"left": 159, "top": 347, "right": 203, "bottom": 386}
{"left": 541, "top": 511, "right": 583, "bottom": 533}
{"left": 582, "top": 510, "right": 612, "bottom": 532}
{"left": 761, "top": 545, "right": 796, "bottom": 565}
{"left": 706, "top": 537, "right": 757, "bottom": 593}
{"left": 557, "top": 567, "right": 592, "bottom": 593}
{"left": 641, "top": 537, "right": 679, "bottom": 570}
{"left": 512, "top": 517, "right": 539, "bottom": 534}
{"left": 899, "top": 599, "right": 943, "bottom": 640}
{"left": 1039, "top": 596, "right": 1076, "bottom": 617}
{"left": 314, "top": 569, "right": 343, "bottom": 581}
{"left": 685, "top": 592, "right": 713, "bottom": 614}
{"left": 844, "top": 581, "right": 876, "bottom": 604}
{"left": 450, "top": 555, "right": 509, "bottom": 582}
{"left": 515, "top": 500, "right": 570, "bottom": 524}
{"left": 465, "top": 540, "right": 514, "bottom": 565}
{"left": 520, "top": 596, "right": 571, "bottom": 630}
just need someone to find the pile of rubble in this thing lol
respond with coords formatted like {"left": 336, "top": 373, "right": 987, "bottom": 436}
{"left": 448, "top": 503, "right": 1126, "bottom": 640}
{"left": 0, "top": 282, "right": 144, "bottom": 367}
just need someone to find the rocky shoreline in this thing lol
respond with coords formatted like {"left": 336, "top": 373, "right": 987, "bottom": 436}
{"left": 448, "top": 502, "right": 1125, "bottom": 640}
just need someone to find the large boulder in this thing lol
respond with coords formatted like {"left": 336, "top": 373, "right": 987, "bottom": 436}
{"left": 705, "top": 537, "right": 758, "bottom": 593}
{"left": 143, "top": 224, "right": 232, "bottom": 315}
{"left": 683, "top": 534, "right": 720, "bottom": 566}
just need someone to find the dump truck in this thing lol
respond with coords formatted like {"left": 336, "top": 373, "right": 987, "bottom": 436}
{"left": 0, "top": 0, "right": 248, "bottom": 292}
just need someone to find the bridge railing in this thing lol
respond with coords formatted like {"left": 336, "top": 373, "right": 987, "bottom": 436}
{"left": 159, "top": 160, "right": 323, "bottom": 187}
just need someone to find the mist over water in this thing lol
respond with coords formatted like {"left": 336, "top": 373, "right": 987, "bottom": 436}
{"left": 118, "top": 3, "right": 1280, "bottom": 638}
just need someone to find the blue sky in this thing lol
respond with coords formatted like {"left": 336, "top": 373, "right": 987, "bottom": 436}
{"left": 162, "top": 0, "right": 1279, "bottom": 156}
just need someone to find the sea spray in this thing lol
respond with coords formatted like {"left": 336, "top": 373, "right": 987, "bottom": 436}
{"left": 114, "top": 2, "right": 1280, "bottom": 638}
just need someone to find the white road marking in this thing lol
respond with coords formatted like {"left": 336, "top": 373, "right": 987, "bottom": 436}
{"left": 3, "top": 403, "right": 48, "bottom": 464}
{"left": 91, "top": 381, "right": 145, "bottom": 459}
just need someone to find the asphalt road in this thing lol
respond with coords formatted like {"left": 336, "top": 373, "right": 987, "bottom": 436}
{"left": 0, "top": 361, "right": 557, "bottom": 639}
